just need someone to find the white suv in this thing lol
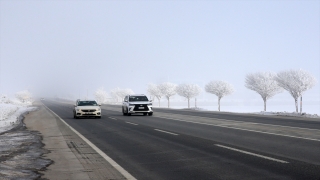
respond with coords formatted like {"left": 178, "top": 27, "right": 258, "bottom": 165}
{"left": 73, "top": 100, "right": 101, "bottom": 119}
{"left": 122, "top": 94, "right": 153, "bottom": 116}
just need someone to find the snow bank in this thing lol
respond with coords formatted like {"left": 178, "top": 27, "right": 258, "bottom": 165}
{"left": 0, "top": 104, "right": 36, "bottom": 133}
{"left": 255, "top": 111, "right": 320, "bottom": 119}
{"left": 172, "top": 105, "right": 319, "bottom": 119}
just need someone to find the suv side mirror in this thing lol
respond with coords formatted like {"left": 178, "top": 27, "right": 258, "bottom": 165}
{"left": 149, "top": 100, "right": 152, "bottom": 102}
{"left": 74, "top": 104, "right": 77, "bottom": 107}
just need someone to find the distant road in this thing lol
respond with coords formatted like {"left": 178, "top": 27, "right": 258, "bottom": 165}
{"left": 43, "top": 100, "right": 320, "bottom": 180}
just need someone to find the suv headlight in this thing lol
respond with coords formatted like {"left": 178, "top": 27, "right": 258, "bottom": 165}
{"left": 76, "top": 108, "right": 81, "bottom": 112}
{"left": 129, "top": 103, "right": 135, "bottom": 106}
{"left": 96, "top": 108, "right": 101, "bottom": 111}
{"left": 148, "top": 103, "right": 152, "bottom": 105}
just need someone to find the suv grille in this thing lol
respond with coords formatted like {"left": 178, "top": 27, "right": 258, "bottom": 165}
{"left": 82, "top": 109, "right": 96, "bottom": 112}
{"left": 133, "top": 104, "right": 148, "bottom": 111}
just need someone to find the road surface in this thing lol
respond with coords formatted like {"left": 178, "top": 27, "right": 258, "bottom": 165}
{"left": 43, "top": 100, "right": 320, "bottom": 180}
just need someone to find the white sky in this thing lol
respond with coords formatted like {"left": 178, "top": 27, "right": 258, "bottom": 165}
{"left": 0, "top": 0, "right": 319, "bottom": 109}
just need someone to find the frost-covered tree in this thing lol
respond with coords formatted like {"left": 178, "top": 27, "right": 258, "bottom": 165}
{"left": 15, "top": 90, "right": 33, "bottom": 104}
{"left": 176, "top": 83, "right": 201, "bottom": 108}
{"left": 119, "top": 88, "right": 134, "bottom": 101}
{"left": 94, "top": 88, "right": 108, "bottom": 104}
{"left": 110, "top": 87, "right": 121, "bottom": 102}
{"left": 205, "top": 81, "right": 234, "bottom": 111}
{"left": 245, "top": 72, "right": 283, "bottom": 111}
{"left": 0, "top": 94, "right": 10, "bottom": 104}
{"left": 110, "top": 87, "right": 134, "bottom": 102}
{"left": 275, "top": 69, "right": 317, "bottom": 113}
{"left": 147, "top": 84, "right": 163, "bottom": 107}
{"left": 158, "top": 82, "right": 177, "bottom": 108}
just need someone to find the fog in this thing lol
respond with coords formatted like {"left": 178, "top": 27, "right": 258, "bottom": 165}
{"left": 0, "top": 1, "right": 319, "bottom": 111}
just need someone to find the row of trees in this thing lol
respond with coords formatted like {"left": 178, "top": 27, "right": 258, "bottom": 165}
{"left": 147, "top": 81, "right": 234, "bottom": 110}
{"left": 0, "top": 90, "right": 33, "bottom": 105}
{"left": 246, "top": 69, "right": 316, "bottom": 113}
{"left": 94, "top": 87, "right": 134, "bottom": 104}
{"left": 94, "top": 69, "right": 316, "bottom": 113}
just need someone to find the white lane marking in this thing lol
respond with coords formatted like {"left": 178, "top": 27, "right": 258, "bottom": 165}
{"left": 154, "top": 129, "right": 179, "bottom": 136}
{"left": 109, "top": 117, "right": 117, "bottom": 120}
{"left": 215, "top": 144, "right": 289, "bottom": 164}
{"left": 42, "top": 103, "right": 136, "bottom": 180}
{"left": 155, "top": 116, "right": 320, "bottom": 142}
{"left": 125, "top": 122, "right": 138, "bottom": 126}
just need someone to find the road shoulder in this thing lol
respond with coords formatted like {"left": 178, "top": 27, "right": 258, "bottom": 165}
{"left": 24, "top": 102, "right": 126, "bottom": 180}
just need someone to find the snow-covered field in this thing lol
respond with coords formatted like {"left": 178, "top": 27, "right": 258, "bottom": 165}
{"left": 0, "top": 103, "right": 36, "bottom": 134}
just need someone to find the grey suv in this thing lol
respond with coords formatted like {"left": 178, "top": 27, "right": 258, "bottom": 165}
{"left": 122, "top": 94, "right": 153, "bottom": 116}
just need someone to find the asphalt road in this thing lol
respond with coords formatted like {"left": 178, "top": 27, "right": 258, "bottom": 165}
{"left": 43, "top": 100, "right": 320, "bottom": 180}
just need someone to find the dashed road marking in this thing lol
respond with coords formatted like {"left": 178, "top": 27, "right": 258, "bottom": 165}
{"left": 126, "top": 122, "right": 138, "bottom": 126}
{"left": 154, "top": 129, "right": 179, "bottom": 136}
{"left": 215, "top": 144, "right": 289, "bottom": 164}
{"left": 154, "top": 116, "right": 320, "bottom": 142}
{"left": 109, "top": 117, "right": 117, "bottom": 120}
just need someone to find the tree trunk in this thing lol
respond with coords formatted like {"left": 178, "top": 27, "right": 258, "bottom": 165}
{"left": 300, "top": 96, "right": 302, "bottom": 114}
{"left": 294, "top": 98, "right": 298, "bottom": 112}
{"left": 168, "top": 97, "right": 170, "bottom": 108}
{"left": 195, "top": 98, "right": 197, "bottom": 108}
{"left": 263, "top": 97, "right": 267, "bottom": 111}
{"left": 188, "top": 98, "right": 190, "bottom": 108}
{"left": 157, "top": 97, "right": 161, "bottom": 107}
{"left": 218, "top": 97, "right": 221, "bottom": 111}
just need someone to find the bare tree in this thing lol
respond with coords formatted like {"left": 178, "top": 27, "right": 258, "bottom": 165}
{"left": 275, "top": 69, "right": 317, "bottom": 113}
{"left": 205, "top": 81, "right": 234, "bottom": 111}
{"left": 176, "top": 83, "right": 201, "bottom": 108}
{"left": 158, "top": 82, "right": 177, "bottom": 108}
{"left": 94, "top": 88, "right": 108, "bottom": 104}
{"left": 245, "top": 72, "right": 283, "bottom": 111}
{"left": 147, "top": 84, "right": 163, "bottom": 107}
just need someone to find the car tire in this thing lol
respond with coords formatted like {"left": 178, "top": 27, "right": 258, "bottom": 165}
{"left": 148, "top": 112, "right": 153, "bottom": 116}
{"left": 126, "top": 108, "right": 131, "bottom": 116}
{"left": 143, "top": 113, "right": 147, "bottom": 116}
{"left": 97, "top": 116, "right": 101, "bottom": 119}
{"left": 73, "top": 112, "right": 78, "bottom": 119}
{"left": 122, "top": 107, "right": 127, "bottom": 116}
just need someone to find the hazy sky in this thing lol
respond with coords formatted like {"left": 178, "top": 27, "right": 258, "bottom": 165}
{"left": 0, "top": 0, "right": 319, "bottom": 105}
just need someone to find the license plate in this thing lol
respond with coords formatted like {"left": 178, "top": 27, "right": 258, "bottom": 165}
{"left": 138, "top": 107, "right": 145, "bottom": 109}
{"left": 85, "top": 113, "right": 93, "bottom": 115}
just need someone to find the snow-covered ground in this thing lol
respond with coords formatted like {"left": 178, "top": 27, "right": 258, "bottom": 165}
{"left": 0, "top": 102, "right": 52, "bottom": 179}
{"left": 0, "top": 103, "right": 36, "bottom": 134}
{"left": 171, "top": 105, "right": 320, "bottom": 119}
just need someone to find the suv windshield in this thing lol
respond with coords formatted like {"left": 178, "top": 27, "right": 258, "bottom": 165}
{"left": 78, "top": 101, "right": 98, "bottom": 106}
{"left": 129, "top": 96, "right": 149, "bottom": 102}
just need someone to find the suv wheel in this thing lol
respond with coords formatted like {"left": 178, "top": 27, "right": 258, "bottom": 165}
{"left": 73, "top": 112, "right": 78, "bottom": 119}
{"left": 148, "top": 112, "right": 153, "bottom": 116}
{"left": 122, "top": 107, "right": 127, "bottom": 116}
{"left": 143, "top": 113, "right": 147, "bottom": 116}
{"left": 127, "top": 109, "right": 131, "bottom": 116}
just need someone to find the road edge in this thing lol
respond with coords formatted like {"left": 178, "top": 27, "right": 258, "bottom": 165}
{"left": 42, "top": 102, "right": 137, "bottom": 180}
